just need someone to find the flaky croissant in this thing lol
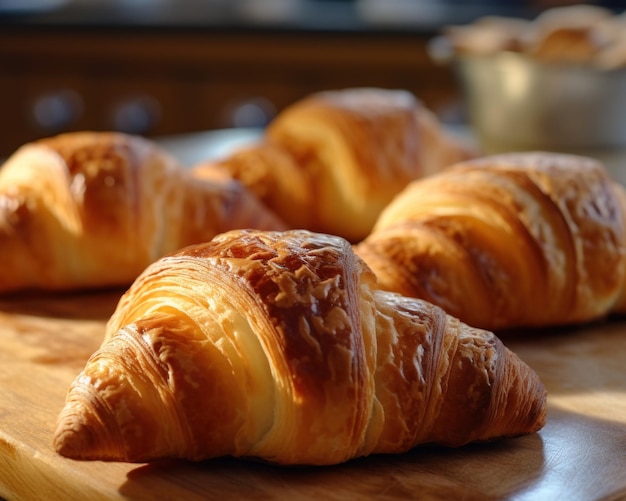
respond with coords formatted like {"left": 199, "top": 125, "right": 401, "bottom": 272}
{"left": 355, "top": 152, "right": 626, "bottom": 331}
{"left": 53, "top": 229, "right": 546, "bottom": 465}
{"left": 524, "top": 5, "right": 615, "bottom": 64}
{"left": 192, "top": 87, "right": 474, "bottom": 243}
{"left": 0, "top": 131, "right": 286, "bottom": 293}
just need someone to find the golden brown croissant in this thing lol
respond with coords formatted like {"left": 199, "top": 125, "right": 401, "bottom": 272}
{"left": 192, "top": 88, "right": 475, "bottom": 243}
{"left": 355, "top": 152, "right": 626, "bottom": 331}
{"left": 0, "top": 131, "right": 286, "bottom": 293}
{"left": 524, "top": 5, "right": 615, "bottom": 64}
{"left": 53, "top": 229, "right": 546, "bottom": 465}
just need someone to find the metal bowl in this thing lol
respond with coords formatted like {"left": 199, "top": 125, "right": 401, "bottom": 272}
{"left": 429, "top": 34, "right": 626, "bottom": 155}
{"left": 455, "top": 51, "right": 626, "bottom": 153}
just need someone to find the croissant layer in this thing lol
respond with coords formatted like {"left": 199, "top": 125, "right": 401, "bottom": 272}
{"left": 54, "top": 229, "right": 546, "bottom": 465}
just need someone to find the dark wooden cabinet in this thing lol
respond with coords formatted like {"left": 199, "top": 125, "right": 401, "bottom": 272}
{"left": 0, "top": 23, "right": 459, "bottom": 158}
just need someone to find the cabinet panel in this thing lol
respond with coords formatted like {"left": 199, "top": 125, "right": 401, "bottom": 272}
{"left": 0, "top": 28, "right": 458, "bottom": 158}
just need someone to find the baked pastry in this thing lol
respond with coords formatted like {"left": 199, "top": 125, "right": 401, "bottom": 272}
{"left": 439, "top": 5, "right": 626, "bottom": 69}
{"left": 53, "top": 229, "right": 546, "bottom": 465}
{"left": 355, "top": 152, "right": 626, "bottom": 331}
{"left": 0, "top": 131, "right": 286, "bottom": 293}
{"left": 441, "top": 16, "right": 530, "bottom": 56}
{"left": 523, "top": 5, "right": 615, "bottom": 64}
{"left": 193, "top": 88, "right": 474, "bottom": 243}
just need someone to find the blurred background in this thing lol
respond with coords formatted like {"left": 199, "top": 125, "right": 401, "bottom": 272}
{"left": 1, "top": 0, "right": 625, "bottom": 159}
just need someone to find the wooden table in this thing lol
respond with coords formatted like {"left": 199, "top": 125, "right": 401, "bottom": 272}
{"left": 0, "top": 291, "right": 625, "bottom": 500}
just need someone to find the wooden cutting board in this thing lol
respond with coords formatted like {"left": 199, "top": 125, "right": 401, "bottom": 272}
{"left": 1, "top": 291, "right": 625, "bottom": 501}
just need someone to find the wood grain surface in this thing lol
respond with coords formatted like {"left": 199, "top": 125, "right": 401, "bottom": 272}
{"left": 0, "top": 291, "right": 625, "bottom": 501}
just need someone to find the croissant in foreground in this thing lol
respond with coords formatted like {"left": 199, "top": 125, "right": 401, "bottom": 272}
{"left": 54, "top": 229, "right": 546, "bottom": 465}
{"left": 193, "top": 87, "right": 474, "bottom": 242}
{"left": 0, "top": 131, "right": 285, "bottom": 293}
{"left": 355, "top": 152, "right": 626, "bottom": 331}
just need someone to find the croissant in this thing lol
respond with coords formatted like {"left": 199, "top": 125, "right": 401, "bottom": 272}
{"left": 53, "top": 229, "right": 546, "bottom": 465}
{"left": 524, "top": 5, "right": 615, "bottom": 64}
{"left": 355, "top": 151, "right": 626, "bottom": 331}
{"left": 192, "top": 87, "right": 474, "bottom": 243}
{"left": 0, "top": 131, "right": 286, "bottom": 293}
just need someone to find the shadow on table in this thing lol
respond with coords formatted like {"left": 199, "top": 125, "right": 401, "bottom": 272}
{"left": 119, "top": 405, "right": 626, "bottom": 499}
{"left": 120, "top": 432, "right": 545, "bottom": 501}
{"left": 0, "top": 288, "right": 124, "bottom": 321}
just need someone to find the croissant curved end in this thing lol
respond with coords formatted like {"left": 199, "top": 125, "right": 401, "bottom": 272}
{"left": 53, "top": 374, "right": 127, "bottom": 461}
{"left": 54, "top": 318, "right": 193, "bottom": 462}
{"left": 54, "top": 413, "right": 106, "bottom": 460}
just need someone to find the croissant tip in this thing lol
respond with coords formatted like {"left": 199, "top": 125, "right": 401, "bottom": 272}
{"left": 53, "top": 415, "right": 96, "bottom": 460}
{"left": 53, "top": 397, "right": 124, "bottom": 461}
